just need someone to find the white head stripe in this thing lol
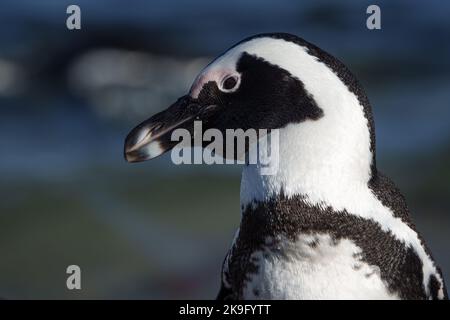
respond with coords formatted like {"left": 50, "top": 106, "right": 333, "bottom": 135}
{"left": 233, "top": 37, "right": 443, "bottom": 297}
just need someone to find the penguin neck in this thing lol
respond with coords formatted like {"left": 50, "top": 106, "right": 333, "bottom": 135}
{"left": 240, "top": 115, "right": 375, "bottom": 212}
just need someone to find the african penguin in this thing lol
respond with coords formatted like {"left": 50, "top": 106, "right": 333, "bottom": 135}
{"left": 124, "top": 33, "right": 447, "bottom": 300}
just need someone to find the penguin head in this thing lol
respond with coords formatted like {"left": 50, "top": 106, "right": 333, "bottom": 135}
{"left": 125, "top": 33, "right": 375, "bottom": 173}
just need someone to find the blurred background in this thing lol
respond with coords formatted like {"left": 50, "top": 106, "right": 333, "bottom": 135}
{"left": 0, "top": 0, "right": 449, "bottom": 299}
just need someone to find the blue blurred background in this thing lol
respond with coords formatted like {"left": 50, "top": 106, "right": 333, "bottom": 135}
{"left": 0, "top": 0, "right": 449, "bottom": 299}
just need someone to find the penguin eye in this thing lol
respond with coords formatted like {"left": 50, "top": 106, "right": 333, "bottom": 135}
{"left": 220, "top": 75, "right": 239, "bottom": 92}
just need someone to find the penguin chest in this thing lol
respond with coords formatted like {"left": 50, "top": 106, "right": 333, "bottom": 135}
{"left": 238, "top": 234, "right": 399, "bottom": 300}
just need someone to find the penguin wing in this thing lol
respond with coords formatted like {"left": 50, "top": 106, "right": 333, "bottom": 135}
{"left": 216, "top": 282, "right": 234, "bottom": 300}
{"left": 371, "top": 172, "right": 448, "bottom": 299}
{"left": 216, "top": 252, "right": 235, "bottom": 300}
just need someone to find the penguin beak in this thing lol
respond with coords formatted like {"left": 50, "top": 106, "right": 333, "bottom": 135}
{"left": 124, "top": 95, "right": 207, "bottom": 163}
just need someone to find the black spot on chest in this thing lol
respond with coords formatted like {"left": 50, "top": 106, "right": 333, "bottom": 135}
{"left": 224, "top": 194, "right": 446, "bottom": 300}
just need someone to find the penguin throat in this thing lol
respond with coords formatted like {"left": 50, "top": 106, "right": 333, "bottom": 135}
{"left": 240, "top": 117, "right": 374, "bottom": 211}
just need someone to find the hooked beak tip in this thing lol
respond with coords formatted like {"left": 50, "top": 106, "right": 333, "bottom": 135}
{"left": 124, "top": 150, "right": 142, "bottom": 163}
{"left": 124, "top": 136, "right": 166, "bottom": 163}
{"left": 124, "top": 125, "right": 155, "bottom": 162}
